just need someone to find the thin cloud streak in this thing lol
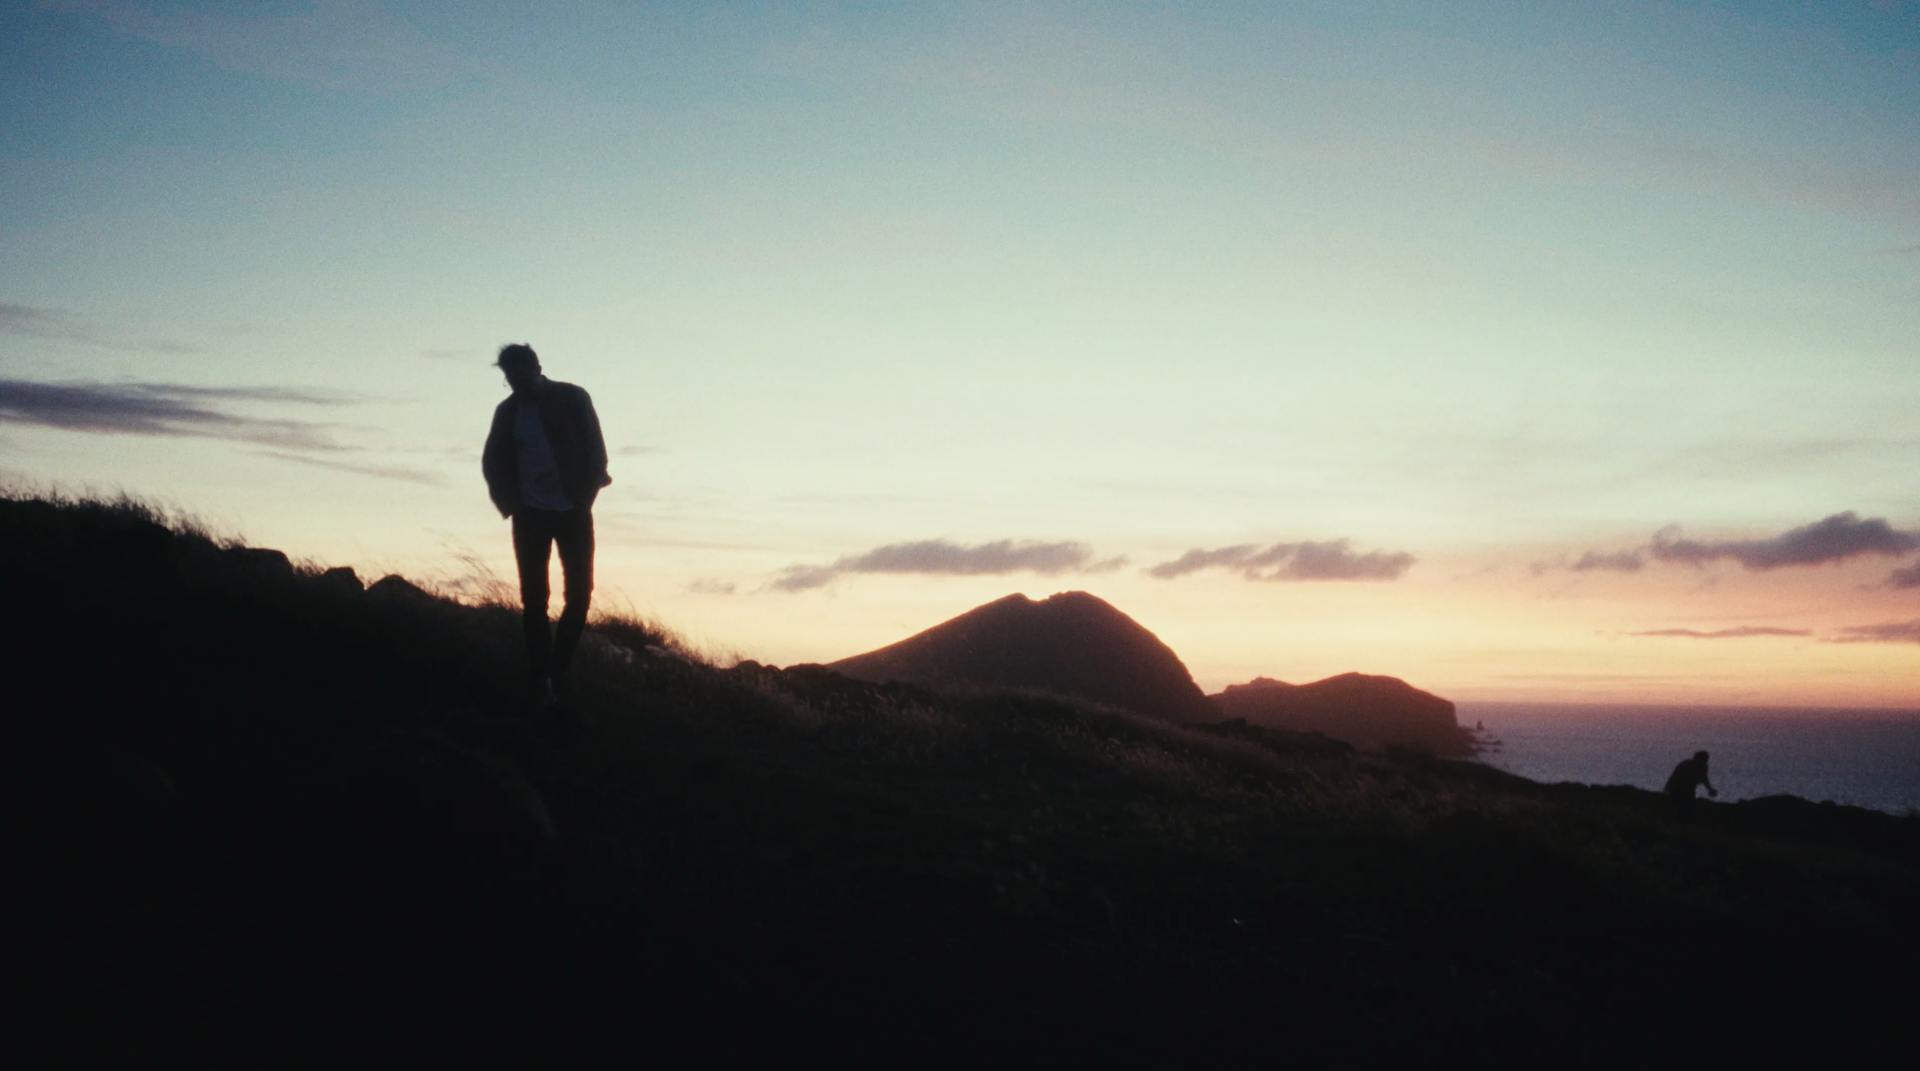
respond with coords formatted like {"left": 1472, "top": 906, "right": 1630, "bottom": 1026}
{"left": 256, "top": 451, "right": 444, "bottom": 486}
{"left": 1148, "top": 539, "right": 1415, "bottom": 581}
{"left": 1884, "top": 562, "right": 1920, "bottom": 589}
{"left": 1828, "top": 619, "right": 1920, "bottom": 645}
{"left": 0, "top": 378, "right": 348, "bottom": 451}
{"left": 0, "top": 301, "right": 197, "bottom": 354}
{"left": 1629, "top": 627, "right": 1811, "bottom": 639}
{"left": 0, "top": 303, "right": 74, "bottom": 339}
{"left": 134, "top": 383, "right": 351, "bottom": 404}
{"left": 772, "top": 539, "right": 1112, "bottom": 592}
{"left": 1572, "top": 549, "right": 1645, "bottom": 572}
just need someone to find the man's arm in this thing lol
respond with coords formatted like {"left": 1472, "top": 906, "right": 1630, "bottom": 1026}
{"left": 579, "top": 387, "right": 611, "bottom": 490}
{"left": 482, "top": 403, "right": 515, "bottom": 519}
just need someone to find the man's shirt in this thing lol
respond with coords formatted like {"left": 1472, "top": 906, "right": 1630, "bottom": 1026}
{"left": 483, "top": 375, "right": 611, "bottom": 519}
{"left": 513, "top": 388, "right": 575, "bottom": 511}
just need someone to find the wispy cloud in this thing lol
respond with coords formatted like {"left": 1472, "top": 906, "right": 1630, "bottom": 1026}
{"left": 0, "top": 378, "right": 348, "bottom": 450}
{"left": 1571, "top": 549, "right": 1646, "bottom": 573}
{"left": 1828, "top": 619, "right": 1920, "bottom": 645}
{"left": 0, "top": 301, "right": 197, "bottom": 354}
{"left": 1884, "top": 561, "right": 1920, "bottom": 589}
{"left": 1649, "top": 512, "right": 1920, "bottom": 570}
{"left": 1147, "top": 539, "right": 1415, "bottom": 581}
{"left": 1530, "top": 547, "right": 1649, "bottom": 577}
{"left": 687, "top": 578, "right": 737, "bottom": 596}
{"left": 1628, "top": 627, "right": 1811, "bottom": 639}
{"left": 0, "top": 303, "right": 76, "bottom": 340}
{"left": 772, "top": 538, "right": 1118, "bottom": 592}
{"left": 256, "top": 450, "right": 443, "bottom": 486}
{"left": 50, "top": 0, "right": 465, "bottom": 94}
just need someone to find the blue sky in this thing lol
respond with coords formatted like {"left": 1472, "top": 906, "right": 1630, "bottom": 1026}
{"left": 4, "top": 1, "right": 1917, "bottom": 704}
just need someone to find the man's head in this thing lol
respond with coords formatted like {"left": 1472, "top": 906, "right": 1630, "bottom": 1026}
{"left": 496, "top": 343, "right": 542, "bottom": 395}
{"left": 1695, "top": 750, "right": 1710, "bottom": 763}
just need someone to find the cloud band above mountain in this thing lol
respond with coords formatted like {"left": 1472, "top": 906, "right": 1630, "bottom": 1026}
{"left": 1148, "top": 539, "right": 1415, "bottom": 581}
{"left": 772, "top": 539, "right": 1124, "bottom": 592}
{"left": 1560, "top": 512, "right": 1920, "bottom": 579}
{"left": 1649, "top": 512, "right": 1918, "bottom": 570}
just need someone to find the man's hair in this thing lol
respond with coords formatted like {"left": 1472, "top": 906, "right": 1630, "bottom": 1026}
{"left": 495, "top": 343, "right": 539, "bottom": 370}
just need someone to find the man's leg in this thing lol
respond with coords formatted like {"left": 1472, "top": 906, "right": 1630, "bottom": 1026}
{"left": 550, "top": 508, "right": 595, "bottom": 684}
{"left": 511, "top": 510, "right": 556, "bottom": 688}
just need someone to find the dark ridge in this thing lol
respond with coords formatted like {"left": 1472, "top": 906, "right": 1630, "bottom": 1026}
{"left": 828, "top": 590, "right": 1215, "bottom": 722}
{"left": 7, "top": 492, "right": 1918, "bottom": 1060}
{"left": 1211, "top": 671, "right": 1473, "bottom": 755}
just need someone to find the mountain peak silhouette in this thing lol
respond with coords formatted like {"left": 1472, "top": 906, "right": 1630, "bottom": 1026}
{"left": 828, "top": 591, "right": 1214, "bottom": 722}
{"left": 1212, "top": 671, "right": 1469, "bottom": 754}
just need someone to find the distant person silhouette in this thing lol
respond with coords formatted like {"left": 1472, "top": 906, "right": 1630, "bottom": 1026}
{"left": 1664, "top": 749, "right": 1719, "bottom": 819}
{"left": 482, "top": 343, "right": 611, "bottom": 710}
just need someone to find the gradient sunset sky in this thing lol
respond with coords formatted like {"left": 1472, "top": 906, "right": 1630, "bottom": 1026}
{"left": 4, "top": 1, "right": 1916, "bottom": 707}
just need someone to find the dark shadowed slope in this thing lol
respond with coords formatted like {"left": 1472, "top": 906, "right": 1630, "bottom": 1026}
{"left": 827, "top": 591, "right": 1215, "bottom": 722}
{"left": 1212, "top": 672, "right": 1472, "bottom": 755}
{"left": 10, "top": 493, "right": 1920, "bottom": 1061}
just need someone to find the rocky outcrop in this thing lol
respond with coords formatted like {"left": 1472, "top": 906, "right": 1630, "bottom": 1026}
{"left": 316, "top": 565, "right": 363, "bottom": 593}
{"left": 368, "top": 573, "right": 436, "bottom": 604}
{"left": 1210, "top": 672, "right": 1471, "bottom": 755}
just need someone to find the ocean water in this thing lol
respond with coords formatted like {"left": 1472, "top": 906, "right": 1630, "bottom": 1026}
{"left": 1457, "top": 702, "right": 1920, "bottom": 816}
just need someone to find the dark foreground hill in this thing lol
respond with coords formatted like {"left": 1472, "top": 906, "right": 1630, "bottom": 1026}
{"left": 828, "top": 590, "right": 1216, "bottom": 722}
{"left": 1212, "top": 672, "right": 1473, "bottom": 755}
{"left": 9, "top": 493, "right": 1919, "bottom": 1061}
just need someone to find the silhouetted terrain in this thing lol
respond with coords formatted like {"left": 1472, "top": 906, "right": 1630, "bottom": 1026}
{"left": 11, "top": 493, "right": 1917, "bottom": 1060}
{"left": 828, "top": 590, "right": 1217, "bottom": 722}
{"left": 832, "top": 593, "right": 1470, "bottom": 755}
{"left": 1212, "top": 672, "right": 1473, "bottom": 756}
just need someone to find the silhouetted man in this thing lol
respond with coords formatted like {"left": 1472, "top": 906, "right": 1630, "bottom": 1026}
{"left": 482, "top": 343, "right": 611, "bottom": 709}
{"left": 1664, "top": 749, "right": 1719, "bottom": 819}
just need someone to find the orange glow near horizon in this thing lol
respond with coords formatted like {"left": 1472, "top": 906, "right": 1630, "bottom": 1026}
{"left": 583, "top": 546, "right": 1920, "bottom": 711}
{"left": 18, "top": 486, "right": 1913, "bottom": 712}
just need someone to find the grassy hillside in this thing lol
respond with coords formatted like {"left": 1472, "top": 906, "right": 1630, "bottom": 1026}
{"left": 10, "top": 492, "right": 1916, "bottom": 1060}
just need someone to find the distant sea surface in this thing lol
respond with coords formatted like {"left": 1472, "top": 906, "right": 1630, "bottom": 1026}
{"left": 1457, "top": 702, "right": 1920, "bottom": 816}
